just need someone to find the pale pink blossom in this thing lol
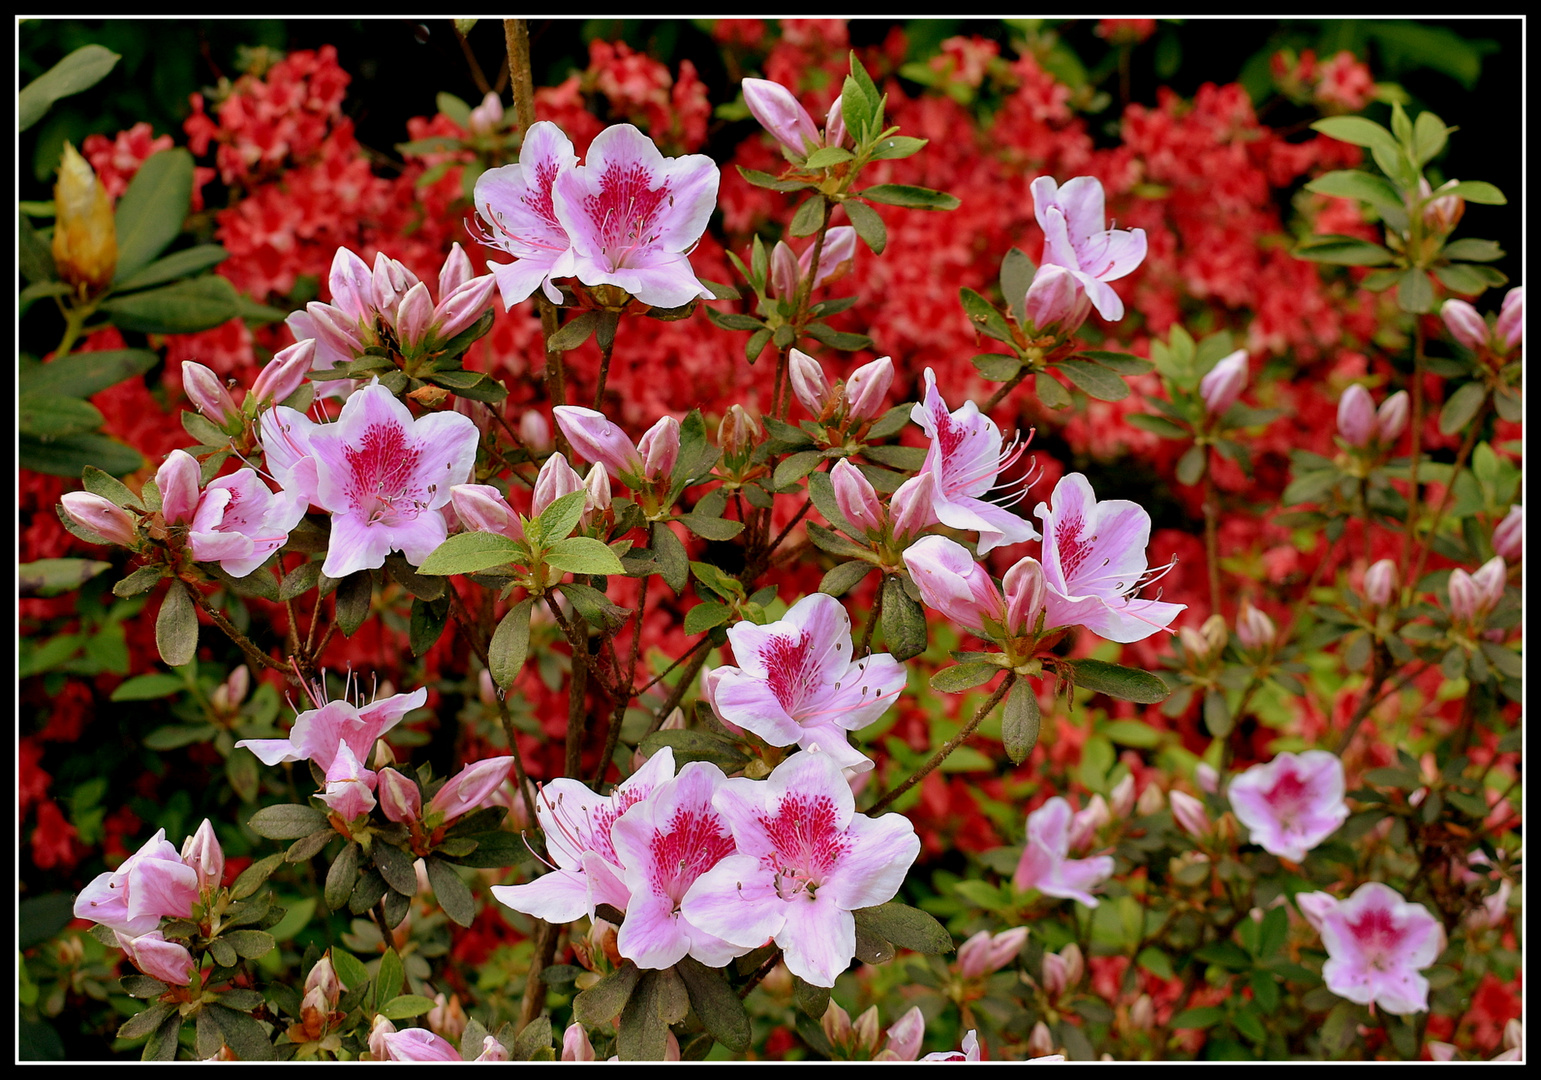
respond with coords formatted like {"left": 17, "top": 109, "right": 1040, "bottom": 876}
{"left": 156, "top": 448, "right": 203, "bottom": 526}
{"left": 875, "top": 1006, "right": 926, "bottom": 1061}
{"left": 74, "top": 829, "right": 200, "bottom": 937}
{"left": 709, "top": 593, "right": 905, "bottom": 773}
{"left": 531, "top": 453, "right": 585, "bottom": 519}
{"left": 1031, "top": 175, "right": 1147, "bottom": 321}
{"left": 911, "top": 368, "right": 1038, "bottom": 554}
{"left": 237, "top": 687, "right": 427, "bottom": 770}
{"left": 1034, "top": 473, "right": 1185, "bottom": 642}
{"left": 1337, "top": 384, "right": 1376, "bottom": 447}
{"left": 1318, "top": 882, "right": 1444, "bottom": 1015}
{"left": 1440, "top": 298, "right": 1489, "bottom": 352}
{"left": 1013, "top": 797, "right": 1115, "bottom": 907}
{"left": 377, "top": 1026, "right": 463, "bottom": 1061}
{"left": 466, "top": 91, "right": 504, "bottom": 136}
{"left": 681, "top": 751, "right": 921, "bottom": 987}
{"left": 1228, "top": 750, "right": 1348, "bottom": 862}
{"left": 742, "top": 77, "right": 822, "bottom": 156}
{"left": 182, "top": 360, "right": 240, "bottom": 428}
{"left": 1492, "top": 505, "right": 1522, "bottom": 562}
{"left": 1199, "top": 349, "right": 1248, "bottom": 416}
{"left": 188, "top": 468, "right": 306, "bottom": 578}
{"left": 1169, "top": 790, "right": 1211, "bottom": 840}
{"left": 60, "top": 491, "right": 138, "bottom": 547}
{"left": 561, "top": 1023, "right": 596, "bottom": 1062}
{"left": 317, "top": 740, "right": 377, "bottom": 821}
{"left": 957, "top": 926, "right": 1028, "bottom": 978}
{"left": 304, "top": 379, "right": 479, "bottom": 579}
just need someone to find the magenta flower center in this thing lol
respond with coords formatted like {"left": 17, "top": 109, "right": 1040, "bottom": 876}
{"left": 1261, "top": 767, "right": 1311, "bottom": 831}
{"left": 1346, "top": 906, "right": 1404, "bottom": 971}
{"left": 647, "top": 807, "right": 736, "bottom": 909}
{"left": 584, "top": 162, "right": 672, "bottom": 270}
{"left": 542, "top": 784, "right": 651, "bottom": 870}
{"left": 759, "top": 793, "right": 847, "bottom": 901}
{"left": 1056, "top": 513, "right": 1092, "bottom": 578}
{"left": 762, "top": 631, "right": 818, "bottom": 714}
{"left": 933, "top": 408, "right": 983, "bottom": 496}
{"left": 345, "top": 422, "right": 428, "bottom": 526}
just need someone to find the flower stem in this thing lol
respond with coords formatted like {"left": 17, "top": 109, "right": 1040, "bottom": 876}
{"left": 1408, "top": 397, "right": 1490, "bottom": 588}
{"left": 1201, "top": 451, "right": 1222, "bottom": 618}
{"left": 592, "top": 308, "right": 621, "bottom": 410}
{"left": 1402, "top": 321, "right": 1426, "bottom": 564}
{"left": 867, "top": 673, "right": 1016, "bottom": 815}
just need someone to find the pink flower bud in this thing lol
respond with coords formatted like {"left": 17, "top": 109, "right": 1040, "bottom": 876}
{"left": 1448, "top": 568, "right": 1480, "bottom": 621}
{"left": 1495, "top": 286, "right": 1522, "bottom": 351}
{"left": 768, "top": 240, "right": 799, "bottom": 299}
{"left": 1426, "top": 1041, "right": 1459, "bottom": 1062}
{"left": 821, "top": 1000, "right": 853, "bottom": 1047}
{"left": 831, "top": 459, "right": 883, "bottom": 535}
{"left": 467, "top": 92, "right": 504, "bottom": 136}
{"left": 802, "top": 226, "right": 856, "bottom": 290}
{"left": 561, "top": 1023, "right": 596, "bottom": 1062}
{"left": 1470, "top": 555, "right": 1506, "bottom": 613}
{"left": 1027, "top": 1021, "right": 1056, "bottom": 1059}
{"left": 1295, "top": 890, "right": 1337, "bottom": 934}
{"left": 889, "top": 471, "right": 939, "bottom": 541}
{"left": 182, "top": 361, "right": 241, "bottom": 428}
{"left": 583, "top": 462, "right": 612, "bottom": 522}
{"left": 824, "top": 95, "right": 847, "bottom": 149}
{"left": 1069, "top": 794, "right": 1109, "bottom": 850}
{"left": 318, "top": 740, "right": 377, "bottom": 821}
{"left": 985, "top": 926, "right": 1029, "bottom": 972}
{"left": 532, "top": 453, "right": 585, "bottom": 520}
{"left": 427, "top": 992, "right": 467, "bottom": 1043}
{"left": 852, "top": 1005, "right": 881, "bottom": 1055}
{"left": 1337, "top": 384, "right": 1376, "bottom": 447}
{"left": 305, "top": 299, "right": 366, "bottom": 360}
{"left": 1441, "top": 299, "right": 1489, "bottom": 353}
{"left": 1109, "top": 774, "right": 1136, "bottom": 819}
{"left": 438, "top": 242, "right": 476, "bottom": 298}
{"left": 1503, "top": 1018, "right": 1522, "bottom": 1052}
{"left": 472, "top": 1035, "right": 510, "bottom": 1062}
{"left": 1170, "top": 790, "right": 1211, "bottom": 839}
{"left": 394, "top": 281, "right": 435, "bottom": 351}
{"left": 61, "top": 491, "right": 139, "bottom": 546}
{"left": 718, "top": 404, "right": 760, "bottom": 460}
{"left": 1022, "top": 264, "right": 1091, "bottom": 337}
{"left": 1492, "top": 504, "right": 1522, "bottom": 562}
{"left": 883, "top": 1006, "right": 925, "bottom": 1061}
{"left": 1375, "top": 389, "right": 1409, "bottom": 444}
{"left": 742, "top": 77, "right": 821, "bottom": 157}
{"left": 788, "top": 348, "right": 834, "bottom": 417}
{"left": 1364, "top": 559, "right": 1398, "bottom": 606}
{"left": 1059, "top": 943, "right": 1083, "bottom": 988}
{"left": 1040, "top": 951, "right": 1068, "bottom": 997}
{"left": 956, "top": 931, "right": 995, "bottom": 979}
{"left": 156, "top": 449, "right": 203, "bottom": 526}
{"left": 433, "top": 274, "right": 498, "bottom": 342}
{"left": 369, "top": 1016, "right": 397, "bottom": 1060}
{"left": 450, "top": 484, "right": 524, "bottom": 541}
{"left": 179, "top": 819, "right": 224, "bottom": 895}
{"left": 1195, "top": 762, "right": 1219, "bottom": 795}
{"left": 427, "top": 756, "right": 513, "bottom": 823}
{"left": 1003, "top": 556, "right": 1047, "bottom": 637}
{"left": 636, "top": 415, "right": 681, "bottom": 481}
{"left": 1235, "top": 599, "right": 1276, "bottom": 651}
{"left": 1179, "top": 626, "right": 1213, "bottom": 661}
{"left": 553, "top": 406, "right": 644, "bottom": 479}
{"left": 252, "top": 339, "right": 315, "bottom": 407}
{"left": 116, "top": 930, "right": 197, "bottom": 987}
{"left": 903, "top": 534, "right": 1005, "bottom": 635}
{"left": 1130, "top": 993, "right": 1155, "bottom": 1031}
{"left": 305, "top": 953, "right": 343, "bottom": 1004}
{"left": 844, "top": 355, "right": 894, "bottom": 420}
{"left": 1418, "top": 177, "right": 1464, "bottom": 234}
{"left": 1199, "top": 349, "right": 1248, "bottom": 416}
{"left": 452, "top": 394, "right": 493, "bottom": 436}
{"left": 372, "top": 252, "right": 420, "bottom": 320}
{"left": 211, "top": 666, "right": 249, "bottom": 714}
{"left": 377, "top": 768, "right": 422, "bottom": 824}
{"left": 520, "top": 410, "right": 552, "bottom": 453}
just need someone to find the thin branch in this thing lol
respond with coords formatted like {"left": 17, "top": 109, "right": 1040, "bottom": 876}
{"left": 867, "top": 674, "right": 1016, "bottom": 815}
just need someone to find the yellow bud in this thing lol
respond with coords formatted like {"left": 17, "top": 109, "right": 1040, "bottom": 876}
{"left": 53, "top": 142, "right": 117, "bottom": 297}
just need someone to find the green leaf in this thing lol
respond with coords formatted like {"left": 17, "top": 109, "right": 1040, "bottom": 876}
{"left": 958, "top": 287, "right": 1013, "bottom": 343}
{"left": 223, "top": 928, "right": 276, "bottom": 959}
{"left": 684, "top": 601, "right": 731, "bottom": 635}
{"left": 843, "top": 197, "right": 887, "bottom": 254}
{"left": 21, "top": 349, "right": 158, "bottom": 399}
{"left": 973, "top": 353, "right": 1023, "bottom": 381}
{"left": 1435, "top": 263, "right": 1504, "bottom": 295}
{"left": 1077, "top": 350, "right": 1154, "bottom": 375}
{"left": 533, "top": 489, "right": 586, "bottom": 546}
{"left": 19, "top": 44, "right": 121, "bottom": 130}
{"left": 1435, "top": 180, "right": 1506, "bottom": 205}
{"left": 869, "top": 134, "right": 927, "bottom": 160}
{"left": 676, "top": 957, "right": 751, "bottom": 1053}
{"left": 638, "top": 729, "right": 750, "bottom": 773}
{"left": 745, "top": 327, "right": 772, "bottom": 363}
{"left": 804, "top": 145, "right": 854, "bottom": 169}
{"left": 675, "top": 513, "right": 744, "bottom": 541}
{"left": 112, "top": 244, "right": 229, "bottom": 293}
{"left": 1397, "top": 268, "right": 1435, "bottom": 313}
{"left": 19, "top": 893, "right": 76, "bottom": 951}
{"left": 334, "top": 570, "right": 372, "bottom": 637}
{"left": 418, "top": 531, "right": 523, "bottom": 576}
{"left": 19, "top": 557, "right": 112, "bottom": 597}
{"left": 112, "top": 149, "right": 195, "bottom": 280}
{"left": 155, "top": 581, "right": 198, "bottom": 667}
{"left": 1438, "top": 381, "right": 1487, "bottom": 435}
{"left": 930, "top": 660, "right": 999, "bottom": 694}
{"left": 1102, "top": 719, "right": 1162, "bottom": 748}
{"left": 116, "top": 1001, "right": 176, "bottom": 1042}
{"left": 859, "top": 183, "right": 960, "bottom": 210}
{"left": 1002, "top": 678, "right": 1040, "bottom": 764}
{"left": 772, "top": 449, "right": 825, "bottom": 490}
{"left": 1176, "top": 444, "right": 1206, "bottom": 486}
{"left": 109, "top": 672, "right": 185, "bottom": 701}
{"left": 789, "top": 193, "right": 827, "bottom": 238}
{"left": 866, "top": 403, "right": 914, "bottom": 440}
{"left": 426, "top": 857, "right": 476, "bottom": 927}
{"left": 705, "top": 308, "right": 766, "bottom": 332}
{"left": 999, "top": 246, "right": 1035, "bottom": 321}
{"left": 1293, "top": 235, "right": 1394, "bottom": 266}
{"left": 862, "top": 444, "right": 925, "bottom": 471}
{"left": 380, "top": 994, "right": 436, "bottom": 1020}
{"left": 1065, "top": 659, "right": 1168, "bottom": 703}
{"left": 1204, "top": 689, "right": 1233, "bottom": 738}
{"left": 18, "top": 394, "right": 105, "bottom": 439}
{"left": 545, "top": 536, "right": 625, "bottom": 576}
{"left": 573, "top": 962, "right": 642, "bottom": 1026}
{"left": 649, "top": 521, "right": 689, "bottom": 594}
{"left": 408, "top": 594, "right": 450, "bottom": 657}
{"left": 819, "top": 560, "right": 873, "bottom": 597}
{"left": 1441, "top": 237, "right": 1504, "bottom": 262}
{"left": 802, "top": 322, "right": 871, "bottom": 351}
{"left": 1411, "top": 110, "right": 1449, "bottom": 165}
{"left": 1170, "top": 1006, "right": 1226, "bottom": 1030}
{"left": 206, "top": 1002, "right": 275, "bottom": 1060}
{"left": 1311, "top": 116, "right": 1398, "bottom": 154}
{"left": 1304, "top": 170, "right": 1403, "bottom": 211}
{"left": 881, "top": 575, "right": 927, "bottom": 661}
{"left": 548, "top": 310, "right": 598, "bottom": 351}
{"left": 1055, "top": 358, "right": 1129, "bottom": 401}
{"left": 23, "top": 431, "right": 144, "bottom": 478}
{"left": 249, "top": 803, "right": 331, "bottom": 840}
{"left": 1125, "top": 413, "right": 1188, "bottom": 438}
{"left": 735, "top": 166, "right": 814, "bottom": 193}
{"left": 489, "top": 597, "right": 534, "bottom": 692}
{"left": 852, "top": 901, "right": 953, "bottom": 955}
{"left": 230, "top": 853, "right": 285, "bottom": 901}
{"left": 101, "top": 275, "right": 242, "bottom": 334}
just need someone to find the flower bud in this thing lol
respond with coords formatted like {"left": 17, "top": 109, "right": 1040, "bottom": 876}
{"left": 60, "top": 491, "right": 139, "bottom": 546}
{"left": 53, "top": 142, "right": 117, "bottom": 295}
{"left": 1136, "top": 780, "right": 1166, "bottom": 817}
{"left": 1374, "top": 389, "right": 1409, "bottom": 444}
{"left": 432, "top": 274, "right": 498, "bottom": 342}
{"left": 852, "top": 1005, "right": 881, "bottom": 1055}
{"left": 467, "top": 91, "right": 504, "bottom": 136}
{"left": 1129, "top": 994, "right": 1155, "bottom": 1031}
{"left": 180, "top": 818, "right": 225, "bottom": 895}
{"left": 427, "top": 992, "right": 467, "bottom": 1043}
{"left": 1469, "top": 555, "right": 1506, "bottom": 614}
{"left": 1492, "top": 504, "right": 1522, "bottom": 562}
{"left": 318, "top": 740, "right": 377, "bottom": 821}
{"left": 1040, "top": 951, "right": 1068, "bottom": 997}
{"left": 1027, "top": 1021, "right": 1056, "bottom": 1059}
{"left": 156, "top": 449, "right": 204, "bottom": 527}
{"left": 742, "top": 77, "right": 821, "bottom": 157}
{"left": 802, "top": 226, "right": 856, "bottom": 290}
{"left": 561, "top": 1023, "right": 596, "bottom": 1062}
{"left": 1195, "top": 762, "right": 1219, "bottom": 795}
{"left": 1200, "top": 350, "right": 1248, "bottom": 417}
{"left": 824, "top": 95, "right": 848, "bottom": 149}
{"left": 1364, "top": 558, "right": 1398, "bottom": 607}
{"left": 438, "top": 242, "right": 476, "bottom": 298}
{"left": 1495, "top": 286, "right": 1522, "bottom": 352}
{"left": 1058, "top": 943, "right": 1083, "bottom": 988}
{"left": 377, "top": 768, "right": 422, "bottom": 824}
{"left": 883, "top": 1007, "right": 925, "bottom": 1062}
{"left": 116, "top": 930, "right": 196, "bottom": 987}
{"left": 1170, "top": 790, "right": 1211, "bottom": 839}
{"left": 1503, "top": 1018, "right": 1522, "bottom": 1052}
{"left": 451, "top": 484, "right": 524, "bottom": 541}
{"left": 472, "top": 1035, "right": 510, "bottom": 1062}
{"left": 252, "top": 339, "right": 315, "bottom": 407}
{"left": 1295, "top": 890, "right": 1337, "bottom": 934}
{"left": 1418, "top": 177, "right": 1464, "bottom": 235}
{"left": 211, "top": 665, "right": 249, "bottom": 714}
{"left": 182, "top": 362, "right": 241, "bottom": 429}
{"left": 844, "top": 355, "right": 894, "bottom": 420}
{"left": 1447, "top": 568, "right": 1479, "bottom": 621}
{"left": 831, "top": 459, "right": 883, "bottom": 535}
{"left": 583, "top": 462, "right": 612, "bottom": 524}
{"left": 768, "top": 240, "right": 799, "bottom": 299}
{"left": 520, "top": 410, "right": 553, "bottom": 454}
{"left": 532, "top": 453, "right": 585, "bottom": 520}
{"left": 718, "top": 404, "right": 761, "bottom": 461}
{"left": 1236, "top": 599, "right": 1276, "bottom": 652}
{"left": 427, "top": 757, "right": 514, "bottom": 823}
{"left": 1069, "top": 794, "right": 1108, "bottom": 850}
{"left": 394, "top": 281, "right": 435, "bottom": 351}
{"left": 1441, "top": 299, "right": 1489, "bottom": 353}
{"left": 1179, "top": 626, "right": 1213, "bottom": 662}
{"left": 305, "top": 299, "right": 366, "bottom": 361}
{"left": 372, "top": 252, "right": 420, "bottom": 321}
{"left": 788, "top": 348, "right": 834, "bottom": 417}
{"left": 1336, "top": 384, "right": 1376, "bottom": 447}
{"left": 1109, "top": 773, "right": 1136, "bottom": 819}
{"left": 305, "top": 953, "right": 343, "bottom": 1006}
{"left": 553, "top": 406, "right": 643, "bottom": 479}
{"left": 889, "top": 471, "right": 939, "bottom": 541}
{"left": 1003, "top": 555, "right": 1047, "bottom": 636}
{"left": 821, "top": 1000, "right": 853, "bottom": 1048}
{"left": 1022, "top": 264, "right": 1091, "bottom": 338}
{"left": 637, "top": 415, "right": 682, "bottom": 481}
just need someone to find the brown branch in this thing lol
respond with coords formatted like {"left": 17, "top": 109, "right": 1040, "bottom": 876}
{"left": 867, "top": 674, "right": 1016, "bottom": 815}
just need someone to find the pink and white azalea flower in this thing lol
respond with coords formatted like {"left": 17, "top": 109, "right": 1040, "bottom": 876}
{"left": 73, "top": 828, "right": 200, "bottom": 937}
{"left": 377, "top": 1026, "right": 463, "bottom": 1062}
{"left": 115, "top": 930, "right": 198, "bottom": 986}
{"left": 1013, "top": 796, "right": 1115, "bottom": 907}
{"left": 1034, "top": 473, "right": 1185, "bottom": 642}
{"left": 921, "top": 1030, "right": 982, "bottom": 1061}
{"left": 490, "top": 748, "right": 677, "bottom": 924}
{"left": 1228, "top": 750, "right": 1348, "bottom": 862}
{"left": 303, "top": 380, "right": 479, "bottom": 579}
{"left": 911, "top": 368, "right": 1038, "bottom": 555}
{"left": 608, "top": 761, "right": 747, "bottom": 969}
{"left": 258, "top": 405, "right": 321, "bottom": 509}
{"left": 552, "top": 405, "right": 686, "bottom": 485}
{"left": 680, "top": 751, "right": 921, "bottom": 987}
{"left": 317, "top": 739, "right": 378, "bottom": 821}
{"left": 709, "top": 593, "right": 906, "bottom": 774}
{"left": 1031, "top": 175, "right": 1147, "bottom": 321}
{"left": 473, "top": 121, "right": 579, "bottom": 307}
{"left": 1318, "top": 882, "right": 1444, "bottom": 1015}
{"left": 551, "top": 123, "right": 719, "bottom": 310}
{"left": 903, "top": 535, "right": 1047, "bottom": 641}
{"left": 237, "top": 686, "right": 427, "bottom": 771}
{"left": 187, "top": 468, "right": 306, "bottom": 578}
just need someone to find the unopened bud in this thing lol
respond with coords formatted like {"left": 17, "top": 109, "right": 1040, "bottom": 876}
{"left": 394, "top": 281, "right": 435, "bottom": 352}
{"left": 821, "top": 1000, "right": 852, "bottom": 1048}
{"left": 1003, "top": 556, "right": 1047, "bottom": 638}
{"left": 742, "top": 78, "right": 821, "bottom": 157}
{"left": 1495, "top": 287, "right": 1522, "bottom": 352}
{"left": 883, "top": 1006, "right": 924, "bottom": 1062}
{"left": 433, "top": 274, "right": 498, "bottom": 342}
{"left": 802, "top": 226, "right": 856, "bottom": 290}
{"left": 1469, "top": 556, "right": 1506, "bottom": 614}
{"left": 1337, "top": 384, "right": 1376, "bottom": 448}
{"left": 1136, "top": 781, "right": 1166, "bottom": 817}
{"left": 1040, "top": 951, "right": 1068, "bottom": 997}
{"left": 1179, "top": 626, "right": 1213, "bottom": 662}
{"left": 768, "top": 240, "right": 799, "bottom": 299}
{"left": 1199, "top": 349, "right": 1249, "bottom": 417}
{"left": 372, "top": 253, "right": 420, "bottom": 320}
{"left": 1235, "top": 599, "right": 1276, "bottom": 652}
{"left": 583, "top": 462, "right": 611, "bottom": 522}
{"left": 824, "top": 95, "right": 848, "bottom": 149}
{"left": 637, "top": 415, "right": 681, "bottom": 481}
{"left": 427, "top": 992, "right": 467, "bottom": 1043}
{"left": 453, "top": 394, "right": 493, "bottom": 436}
{"left": 60, "top": 491, "right": 139, "bottom": 546}
{"left": 1069, "top": 794, "right": 1109, "bottom": 851}
{"left": 1195, "top": 762, "right": 1219, "bottom": 795}
{"left": 467, "top": 91, "right": 504, "bottom": 136}
{"left": 180, "top": 818, "right": 225, "bottom": 895}
{"left": 369, "top": 1016, "right": 397, "bottom": 1060}
{"left": 831, "top": 459, "right": 883, "bottom": 535}
{"left": 520, "top": 410, "right": 553, "bottom": 453}
{"left": 305, "top": 954, "right": 343, "bottom": 1006}
{"left": 182, "top": 361, "right": 241, "bottom": 429}
{"left": 1022, "top": 264, "right": 1091, "bottom": 338}
{"left": 1058, "top": 943, "right": 1083, "bottom": 989}
{"left": 439, "top": 242, "right": 476, "bottom": 298}
{"left": 718, "top": 404, "right": 761, "bottom": 461}
{"left": 53, "top": 142, "right": 117, "bottom": 295}
{"left": 788, "top": 348, "right": 834, "bottom": 417}
{"left": 1364, "top": 558, "right": 1398, "bottom": 607}
{"left": 844, "top": 355, "right": 894, "bottom": 420}
{"left": 1109, "top": 773, "right": 1136, "bottom": 819}
{"left": 1418, "top": 177, "right": 1464, "bottom": 235}
{"left": 1170, "top": 790, "right": 1211, "bottom": 838}
{"left": 252, "top": 339, "right": 315, "bottom": 407}
{"left": 1375, "top": 390, "right": 1409, "bottom": 444}
{"left": 377, "top": 768, "right": 422, "bottom": 824}
{"left": 1129, "top": 994, "right": 1155, "bottom": 1031}
{"left": 1492, "top": 504, "right": 1522, "bottom": 562}
{"left": 562, "top": 1023, "right": 596, "bottom": 1062}
{"left": 889, "top": 471, "right": 939, "bottom": 541}
{"left": 532, "top": 453, "right": 585, "bottom": 520}
{"left": 852, "top": 1005, "right": 881, "bottom": 1055}
{"left": 1027, "top": 1021, "right": 1056, "bottom": 1059}
{"left": 1441, "top": 299, "right": 1489, "bottom": 353}
{"left": 156, "top": 449, "right": 204, "bottom": 527}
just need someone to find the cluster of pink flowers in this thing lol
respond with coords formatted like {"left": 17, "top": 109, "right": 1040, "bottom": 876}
{"left": 494, "top": 748, "right": 919, "bottom": 987}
